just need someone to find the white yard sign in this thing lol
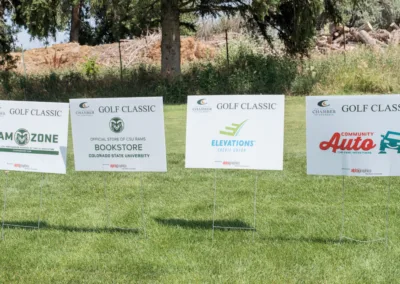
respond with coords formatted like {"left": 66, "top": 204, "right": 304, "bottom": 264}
{"left": 307, "top": 95, "right": 400, "bottom": 176}
{"left": 70, "top": 97, "right": 167, "bottom": 172}
{"left": 185, "top": 95, "right": 285, "bottom": 170}
{"left": 0, "top": 101, "right": 69, "bottom": 174}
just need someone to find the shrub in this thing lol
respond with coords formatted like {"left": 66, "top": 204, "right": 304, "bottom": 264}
{"left": 81, "top": 57, "right": 100, "bottom": 78}
{"left": 1, "top": 44, "right": 400, "bottom": 102}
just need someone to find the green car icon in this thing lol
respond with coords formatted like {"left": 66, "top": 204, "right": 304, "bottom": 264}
{"left": 379, "top": 131, "right": 400, "bottom": 154}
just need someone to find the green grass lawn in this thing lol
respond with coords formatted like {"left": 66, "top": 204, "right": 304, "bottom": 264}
{"left": 1, "top": 96, "right": 400, "bottom": 283}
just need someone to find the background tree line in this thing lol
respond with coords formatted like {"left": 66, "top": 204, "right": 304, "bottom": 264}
{"left": 1, "top": 0, "right": 400, "bottom": 78}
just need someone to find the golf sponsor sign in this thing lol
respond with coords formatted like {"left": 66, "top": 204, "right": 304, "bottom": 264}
{"left": 0, "top": 101, "right": 69, "bottom": 174}
{"left": 185, "top": 95, "right": 285, "bottom": 170}
{"left": 70, "top": 97, "right": 167, "bottom": 172}
{"left": 307, "top": 95, "right": 400, "bottom": 176}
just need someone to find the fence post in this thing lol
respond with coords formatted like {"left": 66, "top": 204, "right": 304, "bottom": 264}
{"left": 21, "top": 45, "right": 27, "bottom": 101}
{"left": 225, "top": 29, "right": 230, "bottom": 70}
{"left": 119, "top": 40, "right": 123, "bottom": 81}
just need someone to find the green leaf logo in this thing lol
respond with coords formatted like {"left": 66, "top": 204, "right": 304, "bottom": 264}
{"left": 14, "top": 128, "right": 30, "bottom": 146}
{"left": 109, "top": 117, "right": 124, "bottom": 133}
{"left": 220, "top": 120, "right": 248, "bottom": 136}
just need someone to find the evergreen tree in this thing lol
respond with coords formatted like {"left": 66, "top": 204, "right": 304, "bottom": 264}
{"left": 0, "top": 0, "right": 19, "bottom": 69}
{"left": 158, "top": 0, "right": 324, "bottom": 78}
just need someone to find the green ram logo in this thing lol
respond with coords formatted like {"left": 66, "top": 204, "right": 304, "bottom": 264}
{"left": 109, "top": 117, "right": 124, "bottom": 133}
{"left": 14, "top": 128, "right": 30, "bottom": 146}
{"left": 220, "top": 120, "right": 248, "bottom": 136}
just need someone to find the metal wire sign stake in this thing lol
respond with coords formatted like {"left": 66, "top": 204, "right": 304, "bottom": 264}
{"left": 1, "top": 172, "right": 45, "bottom": 240}
{"left": 339, "top": 176, "right": 391, "bottom": 245}
{"left": 102, "top": 165, "right": 146, "bottom": 237}
{"left": 212, "top": 169, "right": 259, "bottom": 241}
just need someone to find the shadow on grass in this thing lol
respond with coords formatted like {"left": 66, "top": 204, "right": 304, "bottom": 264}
{"left": 258, "top": 236, "right": 374, "bottom": 244}
{"left": 2, "top": 221, "right": 139, "bottom": 234}
{"left": 154, "top": 219, "right": 372, "bottom": 244}
{"left": 154, "top": 218, "right": 254, "bottom": 230}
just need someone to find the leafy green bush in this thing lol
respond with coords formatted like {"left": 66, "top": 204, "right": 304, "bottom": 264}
{"left": 300, "top": 46, "right": 400, "bottom": 95}
{"left": 1, "top": 45, "right": 400, "bottom": 103}
{"left": 81, "top": 57, "right": 100, "bottom": 78}
{"left": 0, "top": 53, "right": 298, "bottom": 103}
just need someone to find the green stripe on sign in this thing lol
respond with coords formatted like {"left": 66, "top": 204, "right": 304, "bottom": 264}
{"left": 0, "top": 148, "right": 59, "bottom": 155}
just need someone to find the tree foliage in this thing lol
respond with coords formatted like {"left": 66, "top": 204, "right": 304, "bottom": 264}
{"left": 80, "top": 0, "right": 160, "bottom": 45}
{"left": 13, "top": 0, "right": 70, "bottom": 40}
{"left": 171, "top": 0, "right": 324, "bottom": 55}
{"left": 0, "top": 0, "right": 19, "bottom": 69}
{"left": 316, "top": 0, "right": 400, "bottom": 29}
{"left": 2, "top": 0, "right": 400, "bottom": 73}
{"left": 248, "top": 0, "right": 323, "bottom": 55}
{"left": 344, "top": 0, "right": 400, "bottom": 28}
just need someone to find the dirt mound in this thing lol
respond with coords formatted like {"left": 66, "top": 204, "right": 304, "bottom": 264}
{"left": 147, "top": 37, "right": 215, "bottom": 64}
{"left": 11, "top": 43, "right": 92, "bottom": 74}
{"left": 10, "top": 35, "right": 216, "bottom": 74}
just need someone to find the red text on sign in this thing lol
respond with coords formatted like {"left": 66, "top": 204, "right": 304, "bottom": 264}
{"left": 319, "top": 132, "right": 376, "bottom": 153}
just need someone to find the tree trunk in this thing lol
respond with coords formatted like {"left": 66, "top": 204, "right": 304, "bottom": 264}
{"left": 69, "top": 1, "right": 81, "bottom": 43}
{"left": 390, "top": 30, "right": 400, "bottom": 45}
{"left": 358, "top": 30, "right": 377, "bottom": 46}
{"left": 161, "top": 0, "right": 181, "bottom": 78}
{"left": 360, "top": 21, "right": 373, "bottom": 32}
{"left": 389, "top": 22, "right": 400, "bottom": 32}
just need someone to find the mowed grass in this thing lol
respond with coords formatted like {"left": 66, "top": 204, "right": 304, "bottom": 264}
{"left": 1, "top": 96, "right": 400, "bottom": 283}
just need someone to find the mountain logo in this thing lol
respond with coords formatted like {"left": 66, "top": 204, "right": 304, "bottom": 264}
{"left": 109, "top": 117, "right": 124, "bottom": 133}
{"left": 220, "top": 120, "right": 248, "bottom": 136}
{"left": 14, "top": 128, "right": 30, "bottom": 146}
